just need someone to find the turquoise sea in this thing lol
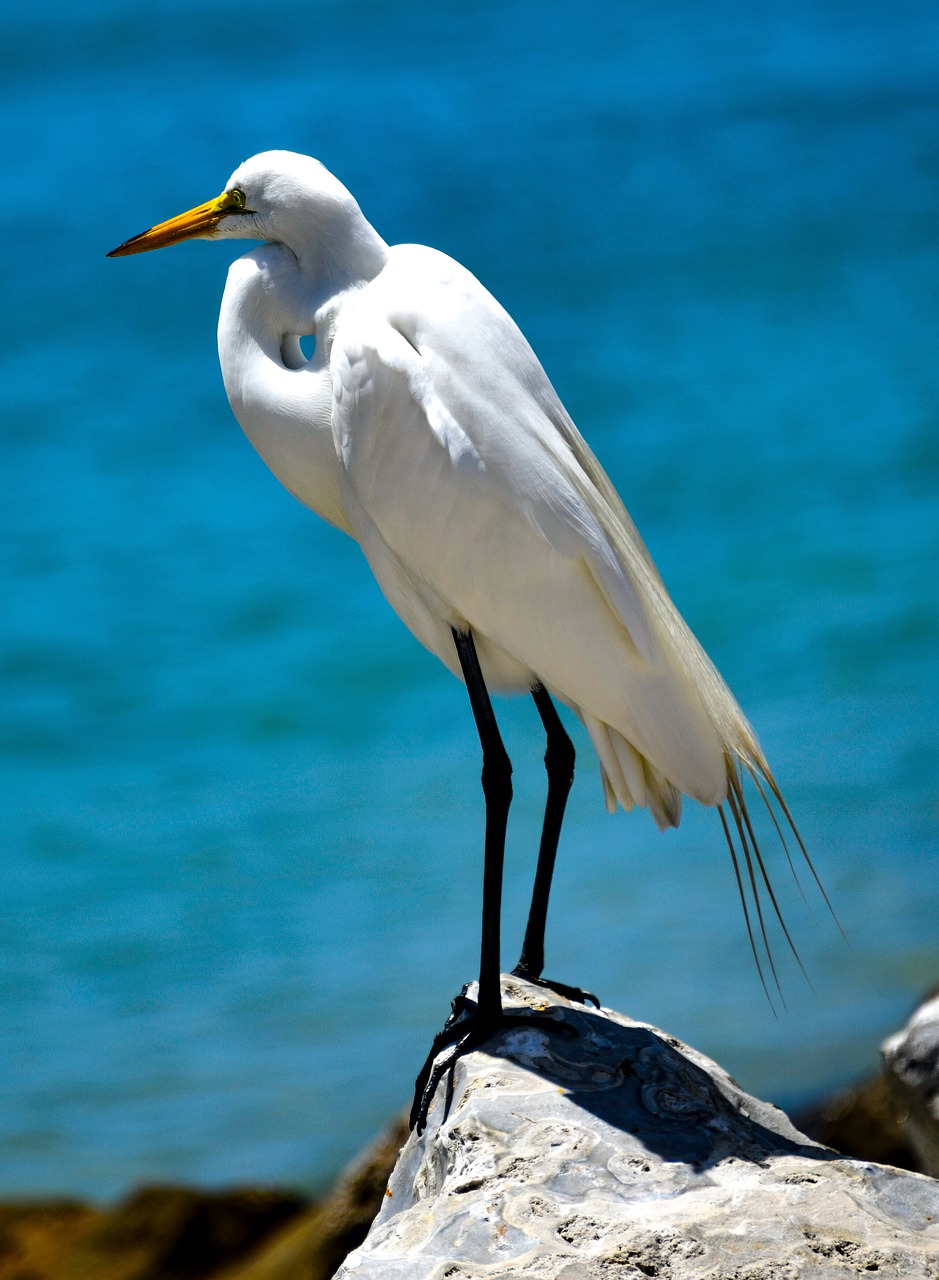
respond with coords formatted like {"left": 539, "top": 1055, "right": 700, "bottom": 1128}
{"left": 2, "top": 0, "right": 937, "bottom": 1197}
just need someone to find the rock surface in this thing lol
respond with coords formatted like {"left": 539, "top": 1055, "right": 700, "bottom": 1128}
{"left": 882, "top": 991, "right": 939, "bottom": 1179}
{"left": 0, "top": 1186, "right": 305, "bottom": 1280}
{"left": 222, "top": 1113, "right": 409, "bottom": 1280}
{"left": 0, "top": 1122, "right": 408, "bottom": 1280}
{"left": 336, "top": 976, "right": 939, "bottom": 1279}
{"left": 793, "top": 1070, "right": 917, "bottom": 1173}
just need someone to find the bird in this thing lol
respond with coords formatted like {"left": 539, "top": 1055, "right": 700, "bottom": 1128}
{"left": 109, "top": 150, "right": 834, "bottom": 1129}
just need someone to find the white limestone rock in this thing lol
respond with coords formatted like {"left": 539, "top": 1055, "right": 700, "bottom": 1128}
{"left": 336, "top": 977, "right": 939, "bottom": 1279}
{"left": 882, "top": 992, "right": 939, "bottom": 1178}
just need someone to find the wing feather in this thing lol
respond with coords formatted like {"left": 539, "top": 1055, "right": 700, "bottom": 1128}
{"left": 329, "top": 248, "right": 767, "bottom": 811}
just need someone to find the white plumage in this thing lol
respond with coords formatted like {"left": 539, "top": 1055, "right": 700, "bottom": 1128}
{"left": 194, "top": 152, "right": 770, "bottom": 828}
{"left": 110, "top": 152, "right": 833, "bottom": 1112}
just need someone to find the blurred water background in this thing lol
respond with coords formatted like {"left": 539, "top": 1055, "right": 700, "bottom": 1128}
{"left": 1, "top": 0, "right": 937, "bottom": 1199}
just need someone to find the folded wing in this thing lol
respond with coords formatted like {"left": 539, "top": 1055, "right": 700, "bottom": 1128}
{"left": 329, "top": 247, "right": 769, "bottom": 826}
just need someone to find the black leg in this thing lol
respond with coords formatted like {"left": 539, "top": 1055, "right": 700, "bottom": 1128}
{"left": 512, "top": 686, "right": 599, "bottom": 1008}
{"left": 409, "top": 633, "right": 575, "bottom": 1132}
{"left": 451, "top": 627, "right": 512, "bottom": 1020}
{"left": 513, "top": 684, "right": 575, "bottom": 981}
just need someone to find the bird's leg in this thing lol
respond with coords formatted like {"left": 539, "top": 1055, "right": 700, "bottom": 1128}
{"left": 511, "top": 685, "right": 599, "bottom": 1007}
{"left": 409, "top": 632, "right": 574, "bottom": 1132}
{"left": 453, "top": 625, "right": 512, "bottom": 1019}
{"left": 513, "top": 685, "right": 572, "bottom": 982}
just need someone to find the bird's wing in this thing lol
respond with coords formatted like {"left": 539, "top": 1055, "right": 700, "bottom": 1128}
{"left": 536, "top": 393, "right": 766, "bottom": 768}
{"left": 329, "top": 251, "right": 763, "bottom": 804}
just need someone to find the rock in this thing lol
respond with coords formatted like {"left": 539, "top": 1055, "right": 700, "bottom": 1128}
{"left": 0, "top": 1186, "right": 306, "bottom": 1280}
{"left": 72, "top": 1184, "right": 307, "bottom": 1280}
{"left": 0, "top": 1123, "right": 408, "bottom": 1280}
{"left": 793, "top": 1072, "right": 917, "bottom": 1172}
{"left": 335, "top": 976, "right": 939, "bottom": 1279}
{"left": 0, "top": 1199, "right": 102, "bottom": 1280}
{"left": 220, "top": 1113, "right": 409, "bottom": 1280}
{"left": 882, "top": 991, "right": 939, "bottom": 1178}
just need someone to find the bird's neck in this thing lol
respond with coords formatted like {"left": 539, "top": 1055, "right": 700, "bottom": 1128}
{"left": 217, "top": 245, "right": 354, "bottom": 536}
{"left": 290, "top": 205, "right": 389, "bottom": 314}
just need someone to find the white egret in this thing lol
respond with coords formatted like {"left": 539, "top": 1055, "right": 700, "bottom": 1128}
{"left": 109, "top": 151, "right": 834, "bottom": 1129}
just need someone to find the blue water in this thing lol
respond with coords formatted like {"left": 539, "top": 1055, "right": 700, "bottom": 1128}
{"left": 2, "top": 0, "right": 937, "bottom": 1198}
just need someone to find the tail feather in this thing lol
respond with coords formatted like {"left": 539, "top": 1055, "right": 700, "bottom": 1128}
{"left": 717, "top": 746, "right": 844, "bottom": 1000}
{"left": 719, "top": 803, "right": 777, "bottom": 1011}
{"left": 724, "top": 779, "right": 787, "bottom": 1008}
{"left": 587, "top": 706, "right": 841, "bottom": 996}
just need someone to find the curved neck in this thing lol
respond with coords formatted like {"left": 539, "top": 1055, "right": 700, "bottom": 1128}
{"left": 218, "top": 245, "right": 354, "bottom": 536}
{"left": 293, "top": 206, "right": 389, "bottom": 308}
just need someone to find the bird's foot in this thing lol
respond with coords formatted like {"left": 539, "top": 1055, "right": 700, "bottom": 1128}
{"left": 510, "top": 969, "right": 601, "bottom": 1008}
{"left": 409, "top": 984, "right": 576, "bottom": 1133}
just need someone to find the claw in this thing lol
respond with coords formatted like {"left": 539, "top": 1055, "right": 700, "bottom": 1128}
{"left": 410, "top": 988, "right": 577, "bottom": 1132}
{"left": 515, "top": 974, "right": 601, "bottom": 1007}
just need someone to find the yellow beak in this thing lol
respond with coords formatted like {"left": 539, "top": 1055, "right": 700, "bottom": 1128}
{"left": 108, "top": 189, "right": 246, "bottom": 257}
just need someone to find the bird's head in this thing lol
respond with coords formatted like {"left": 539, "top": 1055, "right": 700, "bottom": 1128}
{"left": 107, "top": 151, "right": 367, "bottom": 261}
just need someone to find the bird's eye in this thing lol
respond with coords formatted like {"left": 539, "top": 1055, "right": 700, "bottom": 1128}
{"left": 229, "top": 188, "right": 247, "bottom": 210}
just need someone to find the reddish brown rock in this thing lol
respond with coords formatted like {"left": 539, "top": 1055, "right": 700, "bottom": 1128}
{"left": 0, "top": 1187, "right": 305, "bottom": 1280}
{"left": 0, "top": 1200, "right": 102, "bottom": 1280}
